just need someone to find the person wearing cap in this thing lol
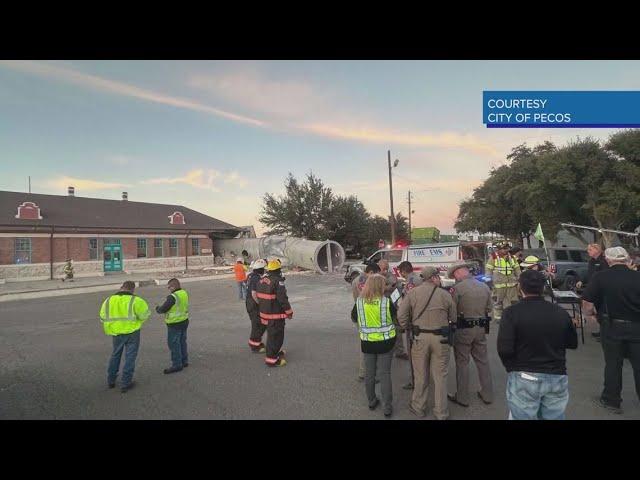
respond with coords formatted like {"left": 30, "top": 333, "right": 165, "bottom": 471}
{"left": 486, "top": 242, "right": 521, "bottom": 323}
{"left": 246, "top": 259, "right": 267, "bottom": 353}
{"left": 378, "top": 259, "right": 406, "bottom": 360}
{"left": 155, "top": 278, "right": 190, "bottom": 374}
{"left": 577, "top": 243, "right": 609, "bottom": 340}
{"left": 396, "top": 261, "right": 423, "bottom": 389}
{"left": 352, "top": 262, "right": 382, "bottom": 381}
{"left": 582, "top": 246, "right": 640, "bottom": 414}
{"left": 446, "top": 261, "right": 494, "bottom": 408}
{"left": 234, "top": 258, "right": 248, "bottom": 301}
{"left": 99, "top": 281, "right": 151, "bottom": 392}
{"left": 398, "top": 266, "right": 456, "bottom": 419}
{"left": 519, "top": 255, "right": 555, "bottom": 288}
{"left": 256, "top": 258, "right": 293, "bottom": 367}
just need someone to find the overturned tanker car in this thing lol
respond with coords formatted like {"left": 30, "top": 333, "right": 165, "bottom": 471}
{"left": 213, "top": 236, "right": 345, "bottom": 274}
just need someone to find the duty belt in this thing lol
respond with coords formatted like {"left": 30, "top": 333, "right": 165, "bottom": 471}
{"left": 457, "top": 317, "right": 490, "bottom": 329}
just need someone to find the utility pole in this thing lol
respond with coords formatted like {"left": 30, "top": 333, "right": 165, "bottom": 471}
{"left": 407, "top": 190, "right": 413, "bottom": 241}
{"left": 388, "top": 150, "right": 397, "bottom": 245}
{"left": 28, "top": 176, "right": 31, "bottom": 193}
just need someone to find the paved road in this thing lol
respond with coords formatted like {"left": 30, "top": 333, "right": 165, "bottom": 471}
{"left": 1, "top": 273, "right": 638, "bottom": 419}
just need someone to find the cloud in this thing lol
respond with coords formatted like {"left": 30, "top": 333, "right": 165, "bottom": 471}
{"left": 0, "top": 61, "right": 500, "bottom": 156}
{"left": 301, "top": 124, "right": 500, "bottom": 157}
{"left": 0, "top": 60, "right": 266, "bottom": 127}
{"left": 189, "top": 70, "right": 328, "bottom": 119}
{"left": 223, "top": 171, "right": 249, "bottom": 188}
{"left": 141, "top": 169, "right": 222, "bottom": 191}
{"left": 47, "top": 176, "right": 130, "bottom": 192}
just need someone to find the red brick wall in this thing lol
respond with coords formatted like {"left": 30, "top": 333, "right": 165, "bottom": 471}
{"left": 122, "top": 238, "right": 138, "bottom": 260}
{"left": 0, "top": 238, "right": 13, "bottom": 264}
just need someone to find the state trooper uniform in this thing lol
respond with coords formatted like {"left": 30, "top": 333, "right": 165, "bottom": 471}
{"left": 486, "top": 242, "right": 520, "bottom": 322}
{"left": 397, "top": 269, "right": 424, "bottom": 389}
{"left": 446, "top": 261, "right": 494, "bottom": 407}
{"left": 398, "top": 266, "right": 456, "bottom": 420}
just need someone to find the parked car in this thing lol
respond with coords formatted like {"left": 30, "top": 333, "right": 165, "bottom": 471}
{"left": 522, "top": 247, "right": 589, "bottom": 291}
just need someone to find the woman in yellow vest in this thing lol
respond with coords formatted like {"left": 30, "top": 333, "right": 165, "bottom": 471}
{"left": 351, "top": 274, "right": 397, "bottom": 417}
{"left": 155, "top": 278, "right": 190, "bottom": 374}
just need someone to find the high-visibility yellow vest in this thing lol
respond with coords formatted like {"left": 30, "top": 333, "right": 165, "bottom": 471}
{"left": 165, "top": 289, "right": 189, "bottom": 324}
{"left": 100, "top": 293, "right": 150, "bottom": 336}
{"left": 486, "top": 255, "right": 519, "bottom": 288}
{"left": 355, "top": 297, "right": 396, "bottom": 342}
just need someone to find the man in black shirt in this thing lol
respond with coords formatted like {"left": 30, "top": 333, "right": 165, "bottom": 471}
{"left": 577, "top": 243, "right": 609, "bottom": 339}
{"left": 582, "top": 246, "right": 640, "bottom": 414}
{"left": 498, "top": 270, "right": 578, "bottom": 420}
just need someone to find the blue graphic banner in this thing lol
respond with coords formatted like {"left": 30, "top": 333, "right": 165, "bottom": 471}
{"left": 483, "top": 91, "right": 640, "bottom": 128}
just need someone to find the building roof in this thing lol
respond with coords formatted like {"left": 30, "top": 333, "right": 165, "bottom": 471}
{"left": 0, "top": 190, "right": 241, "bottom": 235}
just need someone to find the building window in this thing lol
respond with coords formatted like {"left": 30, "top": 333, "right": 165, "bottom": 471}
{"left": 15, "top": 238, "right": 32, "bottom": 264}
{"left": 137, "top": 239, "right": 147, "bottom": 258}
{"left": 154, "top": 238, "right": 164, "bottom": 257}
{"left": 169, "top": 238, "right": 178, "bottom": 257}
{"left": 191, "top": 238, "right": 200, "bottom": 255}
{"left": 89, "top": 238, "right": 98, "bottom": 260}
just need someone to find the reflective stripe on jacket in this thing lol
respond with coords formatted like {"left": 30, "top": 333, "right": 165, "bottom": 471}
{"left": 487, "top": 255, "right": 519, "bottom": 288}
{"left": 257, "top": 274, "right": 293, "bottom": 324}
{"left": 355, "top": 296, "right": 396, "bottom": 342}
{"left": 100, "top": 293, "right": 150, "bottom": 336}
{"left": 166, "top": 289, "right": 189, "bottom": 324}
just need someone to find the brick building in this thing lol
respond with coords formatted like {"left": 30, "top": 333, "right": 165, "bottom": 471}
{"left": 0, "top": 188, "right": 240, "bottom": 282}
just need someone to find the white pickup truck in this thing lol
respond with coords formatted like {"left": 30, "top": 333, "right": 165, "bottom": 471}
{"left": 343, "top": 242, "right": 489, "bottom": 288}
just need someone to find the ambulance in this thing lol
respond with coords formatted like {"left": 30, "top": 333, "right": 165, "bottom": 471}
{"left": 344, "top": 241, "right": 489, "bottom": 288}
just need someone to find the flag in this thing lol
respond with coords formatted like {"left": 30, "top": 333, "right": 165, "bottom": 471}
{"left": 534, "top": 223, "right": 545, "bottom": 242}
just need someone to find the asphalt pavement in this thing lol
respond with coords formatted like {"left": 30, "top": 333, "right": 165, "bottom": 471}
{"left": 1, "top": 273, "right": 638, "bottom": 419}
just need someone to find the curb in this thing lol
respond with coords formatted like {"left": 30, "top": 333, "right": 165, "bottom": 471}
{"left": 0, "top": 269, "right": 317, "bottom": 302}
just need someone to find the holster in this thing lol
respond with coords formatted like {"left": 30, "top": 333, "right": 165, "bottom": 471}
{"left": 456, "top": 316, "right": 491, "bottom": 334}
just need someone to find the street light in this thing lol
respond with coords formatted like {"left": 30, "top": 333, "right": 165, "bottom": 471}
{"left": 388, "top": 151, "right": 399, "bottom": 245}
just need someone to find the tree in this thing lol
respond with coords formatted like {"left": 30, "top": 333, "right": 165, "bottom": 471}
{"left": 326, "top": 195, "right": 371, "bottom": 251}
{"left": 455, "top": 132, "right": 640, "bottom": 248}
{"left": 259, "top": 172, "right": 334, "bottom": 239}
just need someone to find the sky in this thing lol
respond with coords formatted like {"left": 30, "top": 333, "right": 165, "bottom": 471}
{"left": 1, "top": 60, "right": 638, "bottom": 235}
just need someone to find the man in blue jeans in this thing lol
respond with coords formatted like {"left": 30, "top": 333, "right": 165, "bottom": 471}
{"left": 156, "top": 278, "right": 190, "bottom": 374}
{"left": 498, "top": 270, "right": 578, "bottom": 419}
{"left": 100, "top": 281, "right": 151, "bottom": 393}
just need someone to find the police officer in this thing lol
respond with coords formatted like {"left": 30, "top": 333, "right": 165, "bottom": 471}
{"left": 156, "top": 278, "right": 190, "bottom": 374}
{"left": 486, "top": 242, "right": 520, "bottom": 323}
{"left": 398, "top": 266, "right": 457, "bottom": 420}
{"left": 352, "top": 263, "right": 381, "bottom": 380}
{"left": 446, "top": 261, "right": 494, "bottom": 407}
{"left": 247, "top": 259, "right": 267, "bottom": 353}
{"left": 379, "top": 259, "right": 405, "bottom": 359}
{"left": 99, "top": 281, "right": 151, "bottom": 392}
{"left": 257, "top": 259, "right": 293, "bottom": 367}
{"left": 582, "top": 247, "right": 640, "bottom": 414}
{"left": 397, "top": 261, "right": 423, "bottom": 389}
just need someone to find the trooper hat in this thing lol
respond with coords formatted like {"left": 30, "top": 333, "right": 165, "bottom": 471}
{"left": 420, "top": 266, "right": 440, "bottom": 279}
{"left": 447, "top": 260, "right": 474, "bottom": 279}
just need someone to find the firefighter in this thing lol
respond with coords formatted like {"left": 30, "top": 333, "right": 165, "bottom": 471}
{"left": 398, "top": 266, "right": 457, "bottom": 420}
{"left": 486, "top": 242, "right": 520, "bottom": 323}
{"left": 257, "top": 259, "right": 293, "bottom": 367}
{"left": 246, "top": 259, "right": 267, "bottom": 353}
{"left": 446, "top": 261, "right": 494, "bottom": 407}
{"left": 99, "top": 281, "right": 151, "bottom": 392}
